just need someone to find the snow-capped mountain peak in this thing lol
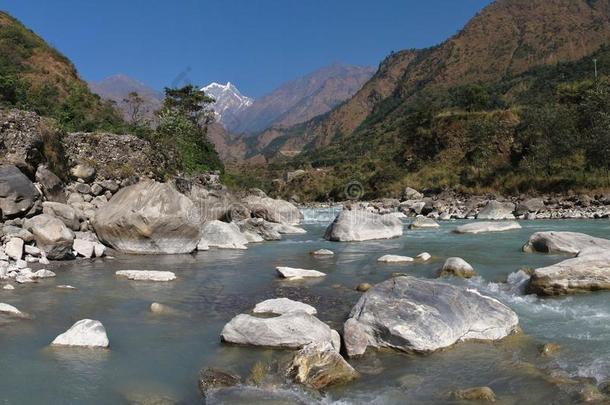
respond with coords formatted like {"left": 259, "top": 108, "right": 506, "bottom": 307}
{"left": 201, "top": 82, "right": 253, "bottom": 129}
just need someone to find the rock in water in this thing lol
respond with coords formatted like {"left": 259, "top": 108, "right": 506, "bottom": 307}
{"left": 311, "top": 249, "right": 334, "bottom": 256}
{"left": 241, "top": 195, "right": 303, "bottom": 225}
{"left": 115, "top": 270, "right": 176, "bottom": 282}
{"left": 523, "top": 231, "right": 610, "bottom": 255}
{"left": 343, "top": 277, "right": 519, "bottom": 356}
{"left": 439, "top": 257, "right": 476, "bottom": 278}
{"left": 253, "top": 298, "right": 317, "bottom": 315}
{"left": 409, "top": 216, "right": 440, "bottom": 229}
{"left": 0, "top": 165, "right": 40, "bottom": 218}
{"left": 449, "top": 387, "right": 497, "bottom": 402}
{"left": 198, "top": 368, "right": 241, "bottom": 398}
{"left": 51, "top": 319, "right": 109, "bottom": 348}
{"left": 199, "top": 220, "right": 248, "bottom": 249}
{"left": 276, "top": 266, "right": 326, "bottom": 280}
{"left": 527, "top": 251, "right": 610, "bottom": 295}
{"left": 476, "top": 200, "right": 515, "bottom": 220}
{"left": 92, "top": 181, "right": 200, "bottom": 254}
{"left": 377, "top": 255, "right": 414, "bottom": 263}
{"left": 455, "top": 221, "right": 521, "bottom": 234}
{"left": 0, "top": 303, "right": 26, "bottom": 317}
{"left": 287, "top": 341, "right": 359, "bottom": 390}
{"left": 24, "top": 214, "right": 75, "bottom": 260}
{"left": 417, "top": 252, "right": 431, "bottom": 261}
{"left": 324, "top": 210, "right": 403, "bottom": 242}
{"left": 221, "top": 312, "right": 340, "bottom": 350}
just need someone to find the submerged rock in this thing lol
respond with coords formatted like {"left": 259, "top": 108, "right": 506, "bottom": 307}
{"left": 324, "top": 210, "right": 403, "bottom": 242}
{"left": 150, "top": 302, "right": 179, "bottom": 315}
{"left": 356, "top": 283, "right": 372, "bottom": 292}
{"left": 454, "top": 221, "right": 521, "bottom": 234}
{"left": 439, "top": 257, "right": 476, "bottom": 278}
{"left": 92, "top": 181, "right": 200, "bottom": 254}
{"left": 477, "top": 200, "right": 515, "bottom": 220}
{"left": 198, "top": 368, "right": 241, "bottom": 398}
{"left": 409, "top": 216, "right": 440, "bottom": 229}
{"left": 221, "top": 312, "right": 340, "bottom": 350}
{"left": 24, "top": 214, "right": 75, "bottom": 260}
{"left": 343, "top": 277, "right": 519, "bottom": 356}
{"left": 377, "top": 255, "right": 413, "bottom": 263}
{"left": 523, "top": 231, "right": 610, "bottom": 255}
{"left": 276, "top": 267, "right": 326, "bottom": 280}
{"left": 527, "top": 251, "right": 610, "bottom": 295}
{"left": 253, "top": 298, "right": 317, "bottom": 315}
{"left": 199, "top": 220, "right": 248, "bottom": 249}
{"left": 115, "top": 270, "right": 176, "bottom": 282}
{"left": 51, "top": 319, "right": 109, "bottom": 348}
{"left": 287, "top": 341, "right": 359, "bottom": 390}
{"left": 449, "top": 386, "right": 496, "bottom": 402}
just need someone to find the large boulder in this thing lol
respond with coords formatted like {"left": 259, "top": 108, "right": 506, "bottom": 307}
{"left": 523, "top": 232, "right": 610, "bottom": 255}
{"left": 24, "top": 214, "right": 74, "bottom": 259}
{"left": 324, "top": 210, "right": 403, "bottom": 242}
{"left": 51, "top": 319, "right": 109, "bottom": 348}
{"left": 515, "top": 198, "right": 546, "bottom": 215}
{"left": 343, "top": 277, "right": 519, "bottom": 356}
{"left": 241, "top": 195, "right": 303, "bottom": 225}
{"left": 0, "top": 165, "right": 40, "bottom": 218}
{"left": 221, "top": 312, "right": 340, "bottom": 350}
{"left": 92, "top": 181, "right": 200, "bottom": 254}
{"left": 42, "top": 202, "right": 80, "bottom": 231}
{"left": 236, "top": 218, "right": 282, "bottom": 241}
{"left": 35, "top": 166, "right": 66, "bottom": 203}
{"left": 454, "top": 221, "right": 521, "bottom": 234}
{"left": 527, "top": 251, "right": 610, "bottom": 296}
{"left": 199, "top": 220, "right": 248, "bottom": 249}
{"left": 439, "top": 257, "right": 476, "bottom": 278}
{"left": 476, "top": 200, "right": 515, "bottom": 220}
{"left": 286, "top": 341, "right": 359, "bottom": 390}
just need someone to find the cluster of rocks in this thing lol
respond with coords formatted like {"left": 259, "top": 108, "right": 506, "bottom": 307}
{"left": 345, "top": 187, "right": 610, "bottom": 220}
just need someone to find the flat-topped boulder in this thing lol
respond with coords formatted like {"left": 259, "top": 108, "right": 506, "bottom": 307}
{"left": 276, "top": 266, "right": 326, "bottom": 280}
{"left": 115, "top": 270, "right": 176, "bottom": 282}
{"left": 324, "top": 210, "right": 403, "bottom": 242}
{"left": 523, "top": 231, "right": 610, "bottom": 255}
{"left": 455, "top": 221, "right": 521, "bottom": 234}
{"left": 92, "top": 181, "right": 201, "bottom": 254}
{"left": 24, "top": 214, "right": 75, "bottom": 260}
{"left": 241, "top": 195, "right": 303, "bottom": 225}
{"left": 253, "top": 298, "right": 317, "bottom": 315}
{"left": 409, "top": 216, "right": 440, "bottom": 229}
{"left": 343, "top": 277, "right": 519, "bottom": 356}
{"left": 199, "top": 220, "right": 248, "bottom": 249}
{"left": 377, "top": 255, "right": 413, "bottom": 263}
{"left": 221, "top": 312, "right": 340, "bottom": 350}
{"left": 476, "top": 200, "right": 515, "bottom": 220}
{"left": 527, "top": 251, "right": 610, "bottom": 295}
{"left": 51, "top": 319, "right": 109, "bottom": 348}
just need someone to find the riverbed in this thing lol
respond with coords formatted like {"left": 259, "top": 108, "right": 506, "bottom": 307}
{"left": 1, "top": 213, "right": 610, "bottom": 404}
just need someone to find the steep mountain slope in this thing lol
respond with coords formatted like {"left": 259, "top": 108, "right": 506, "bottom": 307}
{"left": 230, "top": 64, "right": 375, "bottom": 135}
{"left": 89, "top": 74, "right": 162, "bottom": 121}
{"left": 0, "top": 11, "right": 124, "bottom": 131}
{"left": 201, "top": 82, "right": 253, "bottom": 130}
{"left": 259, "top": 0, "right": 610, "bottom": 158}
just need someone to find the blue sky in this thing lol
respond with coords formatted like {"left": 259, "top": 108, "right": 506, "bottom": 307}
{"left": 2, "top": 0, "right": 493, "bottom": 98}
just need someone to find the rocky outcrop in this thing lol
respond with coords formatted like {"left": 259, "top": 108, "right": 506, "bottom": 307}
{"left": 439, "top": 257, "right": 476, "bottom": 278}
{"left": 51, "top": 319, "right": 109, "bottom": 348}
{"left": 92, "top": 181, "right": 200, "bottom": 254}
{"left": 476, "top": 200, "right": 515, "bottom": 220}
{"left": 523, "top": 231, "right": 610, "bottom": 255}
{"left": 324, "top": 210, "right": 403, "bottom": 242}
{"left": 286, "top": 341, "right": 359, "bottom": 390}
{"left": 343, "top": 277, "right": 519, "bottom": 356}
{"left": 0, "top": 165, "right": 40, "bottom": 218}
{"left": 455, "top": 221, "right": 521, "bottom": 234}
{"left": 199, "top": 220, "right": 249, "bottom": 249}
{"left": 0, "top": 109, "right": 46, "bottom": 172}
{"left": 527, "top": 251, "right": 610, "bottom": 295}
{"left": 24, "top": 214, "right": 74, "bottom": 260}
{"left": 253, "top": 298, "right": 317, "bottom": 315}
{"left": 241, "top": 195, "right": 303, "bottom": 225}
{"left": 221, "top": 312, "right": 341, "bottom": 350}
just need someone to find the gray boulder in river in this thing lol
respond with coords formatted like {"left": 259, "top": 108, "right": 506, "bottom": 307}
{"left": 0, "top": 165, "right": 40, "bottom": 218}
{"left": 241, "top": 195, "right": 303, "bottom": 225}
{"left": 92, "top": 180, "right": 200, "bottom": 254}
{"left": 454, "top": 221, "right": 521, "bottom": 234}
{"left": 343, "top": 277, "right": 519, "bottom": 356}
{"left": 527, "top": 251, "right": 610, "bottom": 295}
{"left": 523, "top": 231, "right": 610, "bottom": 255}
{"left": 221, "top": 312, "right": 341, "bottom": 350}
{"left": 325, "top": 210, "right": 403, "bottom": 242}
{"left": 476, "top": 200, "right": 516, "bottom": 220}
